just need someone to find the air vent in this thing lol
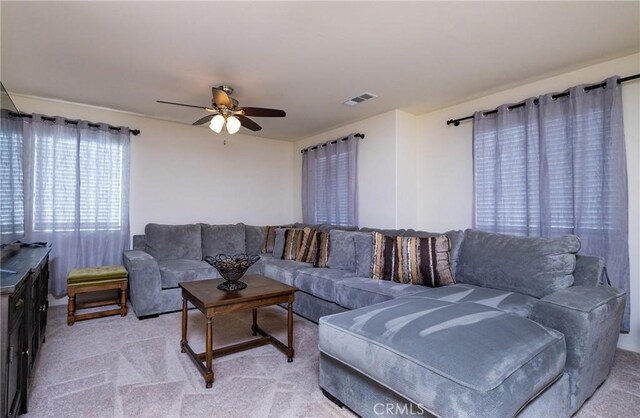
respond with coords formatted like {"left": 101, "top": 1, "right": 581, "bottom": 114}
{"left": 343, "top": 92, "right": 377, "bottom": 106}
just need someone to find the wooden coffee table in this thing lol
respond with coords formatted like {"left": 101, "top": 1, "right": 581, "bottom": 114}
{"left": 179, "top": 274, "right": 297, "bottom": 388}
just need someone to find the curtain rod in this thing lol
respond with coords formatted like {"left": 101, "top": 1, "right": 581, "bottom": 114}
{"left": 300, "top": 132, "right": 365, "bottom": 153}
{"left": 7, "top": 111, "right": 141, "bottom": 136}
{"left": 446, "top": 73, "right": 640, "bottom": 127}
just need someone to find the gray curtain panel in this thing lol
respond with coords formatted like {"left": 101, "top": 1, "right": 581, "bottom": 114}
{"left": 0, "top": 110, "right": 25, "bottom": 243}
{"left": 22, "top": 115, "right": 131, "bottom": 296}
{"left": 301, "top": 134, "right": 358, "bottom": 226}
{"left": 473, "top": 76, "right": 630, "bottom": 331}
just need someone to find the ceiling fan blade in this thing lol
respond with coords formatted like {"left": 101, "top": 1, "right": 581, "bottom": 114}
{"left": 212, "top": 88, "right": 231, "bottom": 108}
{"left": 238, "top": 115, "right": 262, "bottom": 131}
{"left": 157, "top": 100, "right": 210, "bottom": 110}
{"left": 192, "top": 114, "right": 214, "bottom": 126}
{"left": 240, "top": 107, "right": 286, "bottom": 117}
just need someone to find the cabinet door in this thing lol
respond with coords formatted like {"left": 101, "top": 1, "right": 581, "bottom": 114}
{"left": 6, "top": 298, "right": 25, "bottom": 418}
{"left": 30, "top": 272, "right": 40, "bottom": 368}
{"left": 38, "top": 258, "right": 49, "bottom": 341}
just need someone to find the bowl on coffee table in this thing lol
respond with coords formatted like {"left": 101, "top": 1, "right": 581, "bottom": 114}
{"left": 204, "top": 253, "right": 260, "bottom": 292}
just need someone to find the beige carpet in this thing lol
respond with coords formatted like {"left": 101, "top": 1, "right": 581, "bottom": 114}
{"left": 26, "top": 304, "right": 640, "bottom": 417}
{"left": 27, "top": 304, "right": 351, "bottom": 418}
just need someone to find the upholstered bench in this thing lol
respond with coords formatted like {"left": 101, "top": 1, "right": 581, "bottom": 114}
{"left": 67, "top": 265, "right": 128, "bottom": 325}
{"left": 319, "top": 297, "right": 570, "bottom": 418}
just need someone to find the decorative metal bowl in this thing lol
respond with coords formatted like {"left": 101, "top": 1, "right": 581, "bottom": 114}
{"left": 204, "top": 253, "right": 260, "bottom": 292}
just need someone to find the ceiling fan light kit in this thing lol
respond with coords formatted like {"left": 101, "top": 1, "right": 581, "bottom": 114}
{"left": 209, "top": 114, "right": 225, "bottom": 133}
{"left": 158, "top": 85, "right": 286, "bottom": 135}
{"left": 225, "top": 116, "right": 241, "bottom": 134}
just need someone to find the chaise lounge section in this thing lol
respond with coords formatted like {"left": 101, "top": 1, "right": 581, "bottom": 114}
{"left": 123, "top": 223, "right": 625, "bottom": 417}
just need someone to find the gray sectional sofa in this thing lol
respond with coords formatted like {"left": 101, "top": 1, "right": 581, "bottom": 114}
{"left": 123, "top": 223, "right": 626, "bottom": 418}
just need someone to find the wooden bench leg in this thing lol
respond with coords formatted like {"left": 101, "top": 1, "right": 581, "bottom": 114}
{"left": 120, "top": 283, "right": 128, "bottom": 317}
{"left": 67, "top": 288, "right": 76, "bottom": 326}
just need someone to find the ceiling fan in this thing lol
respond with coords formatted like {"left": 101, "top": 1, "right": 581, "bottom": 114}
{"left": 157, "top": 85, "right": 286, "bottom": 134}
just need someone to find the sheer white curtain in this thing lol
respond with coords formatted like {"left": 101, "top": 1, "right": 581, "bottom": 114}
{"left": 301, "top": 134, "right": 358, "bottom": 226}
{"left": 473, "top": 76, "right": 630, "bottom": 331}
{"left": 22, "top": 115, "right": 130, "bottom": 296}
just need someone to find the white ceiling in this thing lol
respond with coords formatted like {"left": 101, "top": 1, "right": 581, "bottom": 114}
{"left": 1, "top": 1, "right": 639, "bottom": 141}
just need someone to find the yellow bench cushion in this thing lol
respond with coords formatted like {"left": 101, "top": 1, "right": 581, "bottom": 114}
{"left": 67, "top": 265, "right": 128, "bottom": 285}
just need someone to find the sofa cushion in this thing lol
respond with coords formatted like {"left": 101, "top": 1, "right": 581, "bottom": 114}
{"left": 319, "top": 297, "right": 566, "bottom": 418}
{"left": 262, "top": 225, "right": 290, "bottom": 254}
{"left": 282, "top": 228, "right": 305, "bottom": 260}
{"left": 245, "top": 225, "right": 266, "bottom": 256}
{"left": 272, "top": 228, "right": 287, "bottom": 259}
{"left": 354, "top": 232, "right": 373, "bottom": 277}
{"left": 315, "top": 231, "right": 330, "bottom": 268}
{"left": 145, "top": 223, "right": 202, "bottom": 261}
{"left": 334, "top": 277, "right": 427, "bottom": 310}
{"left": 370, "top": 232, "right": 396, "bottom": 279}
{"left": 294, "top": 267, "right": 356, "bottom": 301}
{"left": 407, "top": 283, "right": 539, "bottom": 317}
{"left": 201, "top": 223, "right": 246, "bottom": 259}
{"left": 296, "top": 228, "right": 316, "bottom": 263}
{"left": 327, "top": 230, "right": 367, "bottom": 271}
{"left": 573, "top": 255, "right": 605, "bottom": 287}
{"left": 158, "top": 259, "right": 217, "bottom": 289}
{"left": 456, "top": 229, "right": 580, "bottom": 298}
{"left": 395, "top": 229, "right": 465, "bottom": 276}
{"left": 132, "top": 235, "right": 145, "bottom": 251}
{"left": 262, "top": 258, "right": 312, "bottom": 286}
{"left": 395, "top": 235, "right": 455, "bottom": 286}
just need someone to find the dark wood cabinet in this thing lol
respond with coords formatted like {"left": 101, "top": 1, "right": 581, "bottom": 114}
{"left": 1, "top": 244, "right": 51, "bottom": 418}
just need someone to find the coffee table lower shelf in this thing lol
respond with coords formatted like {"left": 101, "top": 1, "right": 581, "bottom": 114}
{"left": 180, "top": 310, "right": 294, "bottom": 388}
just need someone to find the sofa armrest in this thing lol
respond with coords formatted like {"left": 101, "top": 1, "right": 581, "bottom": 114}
{"left": 530, "top": 285, "right": 625, "bottom": 414}
{"left": 123, "top": 250, "right": 163, "bottom": 317}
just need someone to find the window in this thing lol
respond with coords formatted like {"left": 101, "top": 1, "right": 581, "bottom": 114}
{"left": 301, "top": 135, "right": 358, "bottom": 226}
{"left": 474, "top": 107, "right": 619, "bottom": 236}
{"left": 0, "top": 115, "right": 24, "bottom": 239}
{"left": 314, "top": 152, "right": 353, "bottom": 225}
{"left": 32, "top": 129, "right": 125, "bottom": 232}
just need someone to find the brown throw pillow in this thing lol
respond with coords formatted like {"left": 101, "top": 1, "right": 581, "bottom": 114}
{"left": 315, "top": 231, "right": 330, "bottom": 268}
{"left": 370, "top": 232, "right": 397, "bottom": 280}
{"left": 395, "top": 235, "right": 455, "bottom": 287}
{"left": 296, "top": 228, "right": 317, "bottom": 263}
{"left": 282, "top": 228, "right": 305, "bottom": 260}
{"left": 262, "top": 226, "right": 277, "bottom": 253}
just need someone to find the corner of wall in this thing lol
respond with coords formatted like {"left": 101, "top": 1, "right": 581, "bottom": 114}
{"left": 394, "top": 110, "right": 419, "bottom": 228}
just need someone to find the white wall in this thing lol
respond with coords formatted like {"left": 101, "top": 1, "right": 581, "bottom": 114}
{"left": 11, "top": 95, "right": 296, "bottom": 236}
{"left": 416, "top": 53, "right": 640, "bottom": 353}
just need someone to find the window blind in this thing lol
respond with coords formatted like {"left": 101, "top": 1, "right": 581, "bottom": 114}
{"left": 32, "top": 131, "right": 124, "bottom": 232}
{"left": 301, "top": 134, "right": 358, "bottom": 226}
{"left": 0, "top": 115, "right": 25, "bottom": 239}
{"left": 314, "top": 152, "right": 354, "bottom": 226}
{"left": 474, "top": 105, "right": 617, "bottom": 235}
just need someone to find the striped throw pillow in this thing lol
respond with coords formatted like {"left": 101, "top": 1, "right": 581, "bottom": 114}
{"left": 296, "top": 228, "right": 317, "bottom": 263}
{"left": 282, "top": 228, "right": 305, "bottom": 260}
{"left": 370, "top": 232, "right": 397, "bottom": 280}
{"left": 395, "top": 235, "right": 455, "bottom": 287}
{"left": 315, "top": 231, "right": 330, "bottom": 268}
